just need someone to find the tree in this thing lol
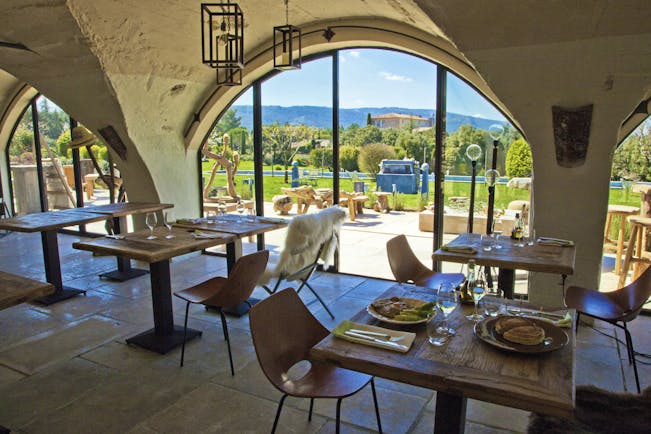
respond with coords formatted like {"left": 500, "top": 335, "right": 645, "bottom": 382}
{"left": 358, "top": 143, "right": 396, "bottom": 178}
{"left": 613, "top": 120, "right": 651, "bottom": 181}
{"left": 381, "top": 128, "right": 399, "bottom": 147}
{"left": 366, "top": 112, "right": 372, "bottom": 126}
{"left": 309, "top": 147, "right": 333, "bottom": 171}
{"left": 262, "top": 123, "right": 311, "bottom": 182}
{"left": 395, "top": 132, "right": 427, "bottom": 161}
{"left": 339, "top": 145, "right": 359, "bottom": 171}
{"left": 505, "top": 138, "right": 533, "bottom": 177}
{"left": 444, "top": 125, "right": 489, "bottom": 174}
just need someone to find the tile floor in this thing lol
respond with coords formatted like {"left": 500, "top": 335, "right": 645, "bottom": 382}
{"left": 0, "top": 230, "right": 648, "bottom": 433}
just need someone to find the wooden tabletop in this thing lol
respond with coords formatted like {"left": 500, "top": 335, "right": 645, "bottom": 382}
{"left": 433, "top": 232, "right": 575, "bottom": 275}
{"left": 72, "top": 227, "right": 235, "bottom": 263}
{"left": 0, "top": 271, "right": 54, "bottom": 310}
{"left": 174, "top": 215, "right": 288, "bottom": 238}
{"left": 310, "top": 284, "right": 576, "bottom": 419}
{"left": 81, "top": 202, "right": 174, "bottom": 217}
{"left": 0, "top": 209, "right": 110, "bottom": 232}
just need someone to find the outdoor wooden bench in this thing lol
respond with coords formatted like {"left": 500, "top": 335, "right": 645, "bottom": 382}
{"left": 281, "top": 186, "right": 329, "bottom": 214}
{"left": 339, "top": 191, "right": 368, "bottom": 221}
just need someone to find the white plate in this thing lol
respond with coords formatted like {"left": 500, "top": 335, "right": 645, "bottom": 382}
{"left": 366, "top": 297, "right": 435, "bottom": 325}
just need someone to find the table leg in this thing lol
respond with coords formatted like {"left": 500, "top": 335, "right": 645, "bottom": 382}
{"left": 36, "top": 229, "right": 86, "bottom": 305}
{"left": 434, "top": 391, "right": 467, "bottom": 433}
{"left": 615, "top": 215, "right": 626, "bottom": 275}
{"left": 222, "top": 238, "right": 260, "bottom": 317}
{"left": 126, "top": 260, "right": 202, "bottom": 354}
{"left": 497, "top": 268, "right": 515, "bottom": 299}
{"left": 99, "top": 216, "right": 149, "bottom": 281}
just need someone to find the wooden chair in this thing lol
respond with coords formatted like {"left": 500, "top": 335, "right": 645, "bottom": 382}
{"left": 387, "top": 235, "right": 465, "bottom": 289}
{"left": 565, "top": 265, "right": 651, "bottom": 393}
{"left": 249, "top": 288, "right": 382, "bottom": 434}
{"left": 174, "top": 250, "right": 269, "bottom": 372}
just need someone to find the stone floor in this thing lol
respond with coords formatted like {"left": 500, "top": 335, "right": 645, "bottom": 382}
{"left": 0, "top": 230, "right": 649, "bottom": 434}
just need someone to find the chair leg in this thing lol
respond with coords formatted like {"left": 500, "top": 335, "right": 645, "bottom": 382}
{"left": 308, "top": 398, "right": 314, "bottom": 421}
{"left": 335, "top": 398, "right": 343, "bottom": 434}
{"left": 622, "top": 323, "right": 641, "bottom": 394}
{"left": 180, "top": 301, "right": 190, "bottom": 367}
{"left": 219, "top": 309, "right": 235, "bottom": 376}
{"left": 575, "top": 312, "right": 580, "bottom": 332}
{"left": 370, "top": 378, "right": 383, "bottom": 433}
{"left": 303, "top": 280, "right": 335, "bottom": 320}
{"left": 272, "top": 394, "right": 288, "bottom": 434}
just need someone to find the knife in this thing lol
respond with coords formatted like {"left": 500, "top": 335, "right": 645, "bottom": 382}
{"left": 344, "top": 331, "right": 407, "bottom": 350}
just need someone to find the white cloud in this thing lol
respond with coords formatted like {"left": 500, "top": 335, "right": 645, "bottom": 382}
{"left": 348, "top": 51, "right": 361, "bottom": 58}
{"left": 379, "top": 71, "right": 412, "bottom": 82}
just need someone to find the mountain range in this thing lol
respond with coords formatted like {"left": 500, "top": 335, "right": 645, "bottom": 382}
{"left": 232, "top": 105, "right": 504, "bottom": 133}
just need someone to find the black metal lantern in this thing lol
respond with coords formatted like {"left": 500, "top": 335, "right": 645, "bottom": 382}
{"left": 273, "top": 0, "right": 301, "bottom": 70}
{"left": 201, "top": 2, "right": 244, "bottom": 86}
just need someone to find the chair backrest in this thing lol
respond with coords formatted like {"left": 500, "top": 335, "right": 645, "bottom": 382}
{"left": 249, "top": 288, "right": 329, "bottom": 391}
{"left": 205, "top": 250, "right": 269, "bottom": 308}
{"left": 615, "top": 265, "right": 651, "bottom": 321}
{"left": 386, "top": 234, "right": 430, "bottom": 283}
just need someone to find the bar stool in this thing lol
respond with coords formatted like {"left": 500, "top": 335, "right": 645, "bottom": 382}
{"left": 603, "top": 205, "right": 639, "bottom": 275}
{"left": 618, "top": 215, "right": 651, "bottom": 287}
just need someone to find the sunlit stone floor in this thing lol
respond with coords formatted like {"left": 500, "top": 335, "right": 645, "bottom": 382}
{"left": 0, "top": 230, "right": 647, "bottom": 433}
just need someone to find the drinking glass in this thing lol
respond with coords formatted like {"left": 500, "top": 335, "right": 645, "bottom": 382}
{"left": 217, "top": 201, "right": 227, "bottom": 222}
{"left": 481, "top": 234, "right": 493, "bottom": 251}
{"left": 482, "top": 288, "right": 504, "bottom": 317}
{"left": 491, "top": 230, "right": 503, "bottom": 249}
{"left": 164, "top": 211, "right": 175, "bottom": 239}
{"left": 145, "top": 212, "right": 157, "bottom": 240}
{"left": 466, "top": 285, "right": 486, "bottom": 321}
{"left": 527, "top": 228, "right": 536, "bottom": 246}
{"left": 427, "top": 314, "right": 449, "bottom": 346}
{"left": 236, "top": 201, "right": 245, "bottom": 221}
{"left": 436, "top": 283, "right": 458, "bottom": 338}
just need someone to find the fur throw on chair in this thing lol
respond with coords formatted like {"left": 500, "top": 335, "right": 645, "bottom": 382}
{"left": 260, "top": 207, "right": 346, "bottom": 283}
{"left": 528, "top": 385, "right": 651, "bottom": 434}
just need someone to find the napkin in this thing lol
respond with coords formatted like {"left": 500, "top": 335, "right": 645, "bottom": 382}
{"left": 332, "top": 320, "right": 415, "bottom": 353}
{"left": 536, "top": 237, "right": 574, "bottom": 247}
{"left": 177, "top": 218, "right": 202, "bottom": 225}
{"left": 192, "top": 230, "right": 220, "bottom": 239}
{"left": 441, "top": 244, "right": 477, "bottom": 254}
{"left": 258, "top": 217, "right": 285, "bottom": 224}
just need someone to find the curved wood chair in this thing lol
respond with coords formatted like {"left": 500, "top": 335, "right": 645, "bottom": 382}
{"left": 174, "top": 249, "right": 269, "bottom": 373}
{"left": 387, "top": 234, "right": 465, "bottom": 289}
{"left": 249, "top": 288, "right": 382, "bottom": 434}
{"left": 565, "top": 265, "right": 651, "bottom": 393}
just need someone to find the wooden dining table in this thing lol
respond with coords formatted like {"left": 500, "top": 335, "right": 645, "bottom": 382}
{"left": 0, "top": 208, "right": 111, "bottom": 304}
{"left": 174, "top": 214, "right": 288, "bottom": 315}
{"left": 311, "top": 284, "right": 576, "bottom": 434}
{"left": 73, "top": 226, "right": 235, "bottom": 354}
{"left": 81, "top": 202, "right": 174, "bottom": 281}
{"left": 432, "top": 233, "right": 576, "bottom": 299}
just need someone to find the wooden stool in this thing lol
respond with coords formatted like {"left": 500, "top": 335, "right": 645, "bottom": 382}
{"left": 618, "top": 215, "right": 651, "bottom": 287}
{"left": 373, "top": 192, "right": 392, "bottom": 213}
{"left": 603, "top": 204, "right": 639, "bottom": 275}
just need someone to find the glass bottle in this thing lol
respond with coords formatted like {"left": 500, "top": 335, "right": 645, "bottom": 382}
{"left": 512, "top": 212, "right": 524, "bottom": 240}
{"left": 460, "top": 259, "right": 476, "bottom": 304}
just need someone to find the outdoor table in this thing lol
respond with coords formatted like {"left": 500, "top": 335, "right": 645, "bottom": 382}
{"left": 0, "top": 271, "right": 54, "bottom": 311}
{"left": 174, "top": 214, "right": 288, "bottom": 315}
{"left": 603, "top": 204, "right": 639, "bottom": 275}
{"left": 81, "top": 202, "right": 174, "bottom": 281}
{"left": 72, "top": 227, "right": 235, "bottom": 354}
{"left": 0, "top": 209, "right": 110, "bottom": 304}
{"left": 311, "top": 284, "right": 576, "bottom": 434}
{"left": 432, "top": 232, "right": 575, "bottom": 299}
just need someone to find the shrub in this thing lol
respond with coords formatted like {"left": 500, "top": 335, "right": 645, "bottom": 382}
{"left": 505, "top": 138, "right": 532, "bottom": 177}
{"left": 358, "top": 143, "right": 396, "bottom": 178}
{"left": 339, "top": 145, "right": 359, "bottom": 171}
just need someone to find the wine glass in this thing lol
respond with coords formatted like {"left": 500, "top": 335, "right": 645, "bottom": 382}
{"left": 466, "top": 285, "right": 486, "bottom": 321}
{"left": 236, "top": 200, "right": 245, "bottom": 222}
{"left": 164, "top": 211, "right": 175, "bottom": 239}
{"left": 217, "top": 200, "right": 227, "bottom": 223}
{"left": 435, "top": 283, "right": 458, "bottom": 338}
{"left": 145, "top": 212, "right": 157, "bottom": 240}
{"left": 491, "top": 230, "right": 503, "bottom": 249}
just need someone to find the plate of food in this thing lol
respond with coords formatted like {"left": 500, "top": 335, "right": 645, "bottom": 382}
{"left": 367, "top": 297, "right": 436, "bottom": 325}
{"left": 474, "top": 315, "right": 569, "bottom": 354}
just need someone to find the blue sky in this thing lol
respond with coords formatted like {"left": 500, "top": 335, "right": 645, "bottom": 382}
{"left": 249, "top": 48, "right": 506, "bottom": 121}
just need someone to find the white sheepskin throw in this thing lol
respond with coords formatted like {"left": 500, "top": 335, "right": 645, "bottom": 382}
{"left": 260, "top": 207, "right": 346, "bottom": 283}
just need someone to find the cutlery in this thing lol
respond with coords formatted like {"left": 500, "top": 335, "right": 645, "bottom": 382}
{"left": 344, "top": 331, "right": 407, "bottom": 350}
{"left": 349, "top": 329, "right": 405, "bottom": 342}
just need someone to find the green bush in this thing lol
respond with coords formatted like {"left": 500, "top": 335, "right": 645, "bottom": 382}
{"left": 57, "top": 130, "right": 71, "bottom": 156}
{"left": 505, "top": 138, "right": 532, "bottom": 177}
{"left": 339, "top": 145, "right": 359, "bottom": 171}
{"left": 358, "top": 143, "right": 396, "bottom": 178}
